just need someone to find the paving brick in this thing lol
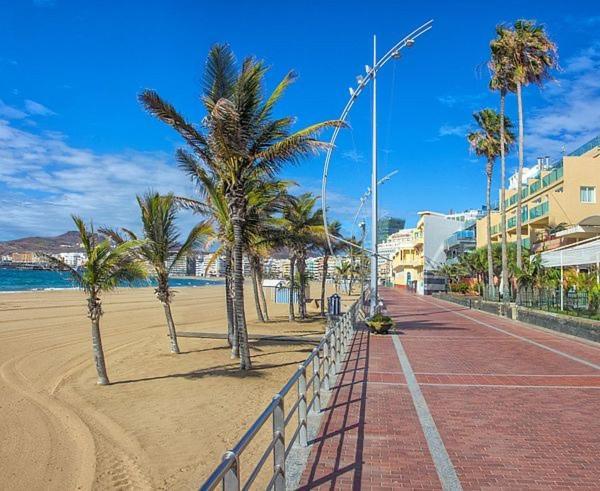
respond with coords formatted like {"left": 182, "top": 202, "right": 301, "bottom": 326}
{"left": 298, "top": 289, "right": 600, "bottom": 490}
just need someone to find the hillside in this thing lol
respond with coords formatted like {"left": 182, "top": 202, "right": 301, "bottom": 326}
{"left": 0, "top": 231, "right": 83, "bottom": 255}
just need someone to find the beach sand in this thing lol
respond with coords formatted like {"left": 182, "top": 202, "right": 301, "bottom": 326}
{"left": 0, "top": 281, "right": 346, "bottom": 489}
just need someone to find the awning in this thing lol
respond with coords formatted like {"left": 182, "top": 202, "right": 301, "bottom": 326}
{"left": 539, "top": 237, "right": 600, "bottom": 268}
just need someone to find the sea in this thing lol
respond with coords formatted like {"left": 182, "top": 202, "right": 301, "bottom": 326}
{"left": 0, "top": 268, "right": 222, "bottom": 293}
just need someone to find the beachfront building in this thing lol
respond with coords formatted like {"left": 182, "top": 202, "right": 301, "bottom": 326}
{"left": 393, "top": 210, "right": 483, "bottom": 294}
{"left": 477, "top": 135, "right": 600, "bottom": 252}
{"left": 443, "top": 221, "right": 478, "bottom": 264}
{"left": 54, "top": 252, "right": 87, "bottom": 268}
{"left": 9, "top": 252, "right": 40, "bottom": 263}
{"left": 377, "top": 217, "right": 405, "bottom": 242}
{"left": 195, "top": 253, "right": 226, "bottom": 277}
{"left": 377, "top": 229, "right": 417, "bottom": 282}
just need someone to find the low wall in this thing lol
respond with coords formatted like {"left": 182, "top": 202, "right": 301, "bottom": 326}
{"left": 434, "top": 293, "right": 600, "bottom": 343}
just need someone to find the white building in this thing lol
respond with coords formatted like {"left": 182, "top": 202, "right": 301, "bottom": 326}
{"left": 55, "top": 252, "right": 87, "bottom": 268}
{"left": 195, "top": 253, "right": 226, "bottom": 277}
{"left": 377, "top": 228, "right": 417, "bottom": 281}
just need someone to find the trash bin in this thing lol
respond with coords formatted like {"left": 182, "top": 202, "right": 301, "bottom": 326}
{"left": 328, "top": 294, "right": 341, "bottom": 316}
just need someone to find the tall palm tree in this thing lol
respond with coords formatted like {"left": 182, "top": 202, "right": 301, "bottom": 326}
{"left": 45, "top": 216, "right": 146, "bottom": 385}
{"left": 139, "top": 45, "right": 342, "bottom": 369}
{"left": 501, "top": 20, "right": 558, "bottom": 268}
{"left": 489, "top": 24, "right": 517, "bottom": 300}
{"left": 280, "top": 193, "right": 325, "bottom": 319}
{"left": 103, "top": 193, "right": 211, "bottom": 354}
{"left": 468, "top": 109, "right": 515, "bottom": 298}
{"left": 317, "top": 220, "right": 345, "bottom": 316}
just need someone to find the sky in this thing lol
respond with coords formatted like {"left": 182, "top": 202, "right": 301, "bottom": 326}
{"left": 0, "top": 0, "right": 599, "bottom": 241}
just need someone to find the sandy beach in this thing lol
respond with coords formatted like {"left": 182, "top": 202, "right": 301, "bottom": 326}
{"left": 0, "top": 281, "right": 342, "bottom": 489}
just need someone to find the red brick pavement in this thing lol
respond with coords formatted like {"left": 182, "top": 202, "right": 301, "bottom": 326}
{"left": 298, "top": 288, "right": 600, "bottom": 490}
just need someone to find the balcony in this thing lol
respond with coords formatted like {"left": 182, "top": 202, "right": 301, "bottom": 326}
{"left": 504, "top": 166, "right": 563, "bottom": 210}
{"left": 529, "top": 201, "right": 550, "bottom": 221}
{"left": 444, "top": 229, "right": 475, "bottom": 249}
{"left": 507, "top": 207, "right": 528, "bottom": 230}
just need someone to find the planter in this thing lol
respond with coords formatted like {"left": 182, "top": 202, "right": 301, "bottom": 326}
{"left": 366, "top": 320, "right": 393, "bottom": 334}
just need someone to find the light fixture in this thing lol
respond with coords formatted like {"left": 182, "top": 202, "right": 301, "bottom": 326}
{"left": 365, "top": 64, "right": 371, "bottom": 74}
{"left": 406, "top": 39, "right": 415, "bottom": 47}
{"left": 392, "top": 50, "right": 401, "bottom": 59}
{"left": 349, "top": 87, "right": 356, "bottom": 97}
{"left": 356, "top": 75, "right": 364, "bottom": 84}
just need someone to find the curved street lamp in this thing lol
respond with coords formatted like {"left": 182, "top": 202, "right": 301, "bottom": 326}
{"left": 321, "top": 20, "right": 433, "bottom": 314}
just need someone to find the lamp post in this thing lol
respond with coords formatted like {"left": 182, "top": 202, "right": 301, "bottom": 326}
{"left": 321, "top": 20, "right": 433, "bottom": 316}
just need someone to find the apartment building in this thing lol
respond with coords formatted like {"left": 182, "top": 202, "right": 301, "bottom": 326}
{"left": 55, "top": 252, "right": 87, "bottom": 268}
{"left": 393, "top": 211, "right": 481, "bottom": 294}
{"left": 477, "top": 135, "right": 600, "bottom": 250}
{"left": 377, "top": 228, "right": 417, "bottom": 281}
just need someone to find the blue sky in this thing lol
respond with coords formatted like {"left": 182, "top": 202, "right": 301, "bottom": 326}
{"left": 1, "top": 0, "right": 599, "bottom": 240}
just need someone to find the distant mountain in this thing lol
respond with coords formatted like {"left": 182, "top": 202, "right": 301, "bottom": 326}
{"left": 0, "top": 231, "right": 84, "bottom": 255}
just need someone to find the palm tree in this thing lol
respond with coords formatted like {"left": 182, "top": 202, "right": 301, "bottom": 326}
{"left": 335, "top": 260, "right": 352, "bottom": 293}
{"left": 139, "top": 45, "right": 342, "bottom": 369}
{"left": 280, "top": 193, "right": 325, "bottom": 319}
{"left": 468, "top": 109, "right": 515, "bottom": 298}
{"left": 501, "top": 20, "right": 558, "bottom": 268}
{"left": 489, "top": 24, "right": 518, "bottom": 300}
{"left": 317, "top": 220, "right": 345, "bottom": 316}
{"left": 103, "top": 192, "right": 211, "bottom": 354}
{"left": 45, "top": 216, "right": 146, "bottom": 385}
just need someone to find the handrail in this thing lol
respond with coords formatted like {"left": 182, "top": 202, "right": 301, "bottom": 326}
{"left": 200, "top": 294, "right": 365, "bottom": 491}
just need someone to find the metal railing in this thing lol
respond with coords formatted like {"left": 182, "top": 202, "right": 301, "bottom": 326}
{"left": 200, "top": 295, "right": 366, "bottom": 491}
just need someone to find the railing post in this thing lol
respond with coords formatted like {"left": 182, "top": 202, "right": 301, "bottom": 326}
{"left": 335, "top": 324, "right": 341, "bottom": 370}
{"left": 272, "top": 395, "right": 285, "bottom": 491}
{"left": 222, "top": 451, "right": 240, "bottom": 491}
{"left": 312, "top": 348, "right": 321, "bottom": 412}
{"left": 298, "top": 364, "right": 308, "bottom": 446}
{"left": 323, "top": 336, "right": 330, "bottom": 390}
{"left": 331, "top": 327, "right": 338, "bottom": 375}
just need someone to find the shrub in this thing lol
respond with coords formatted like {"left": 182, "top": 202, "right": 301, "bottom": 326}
{"left": 450, "top": 282, "right": 470, "bottom": 294}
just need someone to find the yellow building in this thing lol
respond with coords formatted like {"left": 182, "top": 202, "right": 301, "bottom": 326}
{"left": 477, "top": 136, "right": 600, "bottom": 250}
{"left": 393, "top": 210, "right": 481, "bottom": 294}
{"left": 391, "top": 228, "right": 421, "bottom": 289}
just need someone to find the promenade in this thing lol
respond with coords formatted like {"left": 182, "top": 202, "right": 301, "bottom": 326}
{"left": 299, "top": 288, "right": 600, "bottom": 490}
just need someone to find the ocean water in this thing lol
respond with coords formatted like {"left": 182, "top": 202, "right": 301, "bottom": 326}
{"left": 0, "top": 268, "right": 222, "bottom": 292}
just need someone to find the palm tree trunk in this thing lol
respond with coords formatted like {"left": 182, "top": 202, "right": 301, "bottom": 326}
{"left": 224, "top": 247, "right": 235, "bottom": 348}
{"left": 288, "top": 256, "right": 296, "bottom": 321}
{"left": 162, "top": 299, "right": 181, "bottom": 354}
{"left": 297, "top": 255, "right": 307, "bottom": 319}
{"left": 251, "top": 259, "right": 265, "bottom": 323}
{"left": 231, "top": 213, "right": 251, "bottom": 370}
{"left": 516, "top": 81, "right": 524, "bottom": 269}
{"left": 89, "top": 295, "right": 109, "bottom": 385}
{"left": 256, "top": 260, "right": 269, "bottom": 322}
{"left": 320, "top": 254, "right": 329, "bottom": 316}
{"left": 486, "top": 167, "right": 495, "bottom": 299}
{"left": 499, "top": 90, "right": 509, "bottom": 301}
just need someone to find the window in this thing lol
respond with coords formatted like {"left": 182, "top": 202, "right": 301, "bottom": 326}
{"left": 580, "top": 186, "right": 596, "bottom": 203}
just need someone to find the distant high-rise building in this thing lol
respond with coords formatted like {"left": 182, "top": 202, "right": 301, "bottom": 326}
{"left": 377, "top": 217, "right": 405, "bottom": 242}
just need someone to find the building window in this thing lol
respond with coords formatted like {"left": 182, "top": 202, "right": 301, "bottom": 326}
{"left": 580, "top": 186, "right": 596, "bottom": 203}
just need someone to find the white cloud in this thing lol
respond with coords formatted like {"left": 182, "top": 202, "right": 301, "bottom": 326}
{"left": 439, "top": 123, "right": 469, "bottom": 138}
{"left": 24, "top": 99, "right": 55, "bottom": 116}
{"left": 0, "top": 99, "right": 28, "bottom": 119}
{"left": 524, "top": 43, "right": 600, "bottom": 159}
{"left": 0, "top": 116, "right": 196, "bottom": 239}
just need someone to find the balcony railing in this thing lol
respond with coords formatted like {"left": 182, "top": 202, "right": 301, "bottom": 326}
{"left": 444, "top": 229, "right": 475, "bottom": 249}
{"left": 504, "top": 166, "right": 563, "bottom": 209}
{"left": 491, "top": 202, "right": 548, "bottom": 237}
{"left": 529, "top": 201, "right": 550, "bottom": 221}
{"left": 507, "top": 207, "right": 528, "bottom": 230}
